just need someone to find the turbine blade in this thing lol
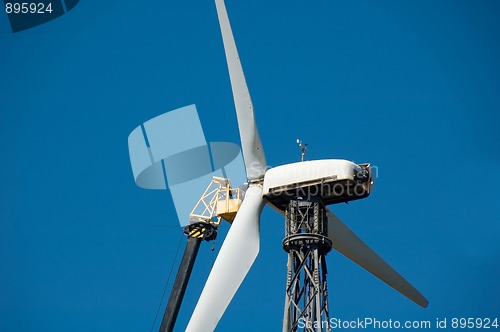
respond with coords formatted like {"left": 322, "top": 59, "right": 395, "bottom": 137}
{"left": 216, "top": 0, "right": 267, "bottom": 181}
{"left": 186, "top": 186, "right": 266, "bottom": 331}
{"left": 326, "top": 209, "right": 429, "bottom": 308}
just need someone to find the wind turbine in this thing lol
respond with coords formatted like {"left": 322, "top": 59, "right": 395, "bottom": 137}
{"left": 186, "top": 0, "right": 428, "bottom": 331}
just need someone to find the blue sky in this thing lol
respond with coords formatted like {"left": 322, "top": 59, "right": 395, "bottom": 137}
{"left": 1, "top": 0, "right": 499, "bottom": 331}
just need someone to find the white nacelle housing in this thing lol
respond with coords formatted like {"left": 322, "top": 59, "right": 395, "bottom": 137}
{"left": 263, "top": 159, "right": 373, "bottom": 210}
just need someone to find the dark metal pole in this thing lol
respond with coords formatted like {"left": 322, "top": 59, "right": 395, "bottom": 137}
{"left": 159, "top": 235, "right": 202, "bottom": 332}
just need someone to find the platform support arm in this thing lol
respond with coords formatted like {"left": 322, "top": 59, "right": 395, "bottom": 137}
{"left": 159, "top": 223, "right": 216, "bottom": 332}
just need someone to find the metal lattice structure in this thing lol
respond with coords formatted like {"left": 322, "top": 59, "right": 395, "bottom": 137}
{"left": 283, "top": 198, "right": 332, "bottom": 332}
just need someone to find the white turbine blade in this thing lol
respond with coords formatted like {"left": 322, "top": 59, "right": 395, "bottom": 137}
{"left": 326, "top": 209, "right": 429, "bottom": 308}
{"left": 216, "top": 0, "right": 267, "bottom": 181}
{"left": 186, "top": 186, "right": 266, "bottom": 331}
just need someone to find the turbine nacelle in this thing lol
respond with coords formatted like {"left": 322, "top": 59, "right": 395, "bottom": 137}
{"left": 263, "top": 159, "right": 374, "bottom": 210}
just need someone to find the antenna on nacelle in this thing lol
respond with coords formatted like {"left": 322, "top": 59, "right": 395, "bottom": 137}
{"left": 296, "top": 139, "right": 308, "bottom": 162}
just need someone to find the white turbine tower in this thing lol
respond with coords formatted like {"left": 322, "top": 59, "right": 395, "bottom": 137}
{"left": 186, "top": 1, "right": 428, "bottom": 331}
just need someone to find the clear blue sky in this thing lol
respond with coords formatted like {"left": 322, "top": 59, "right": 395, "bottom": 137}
{"left": 1, "top": 1, "right": 499, "bottom": 331}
